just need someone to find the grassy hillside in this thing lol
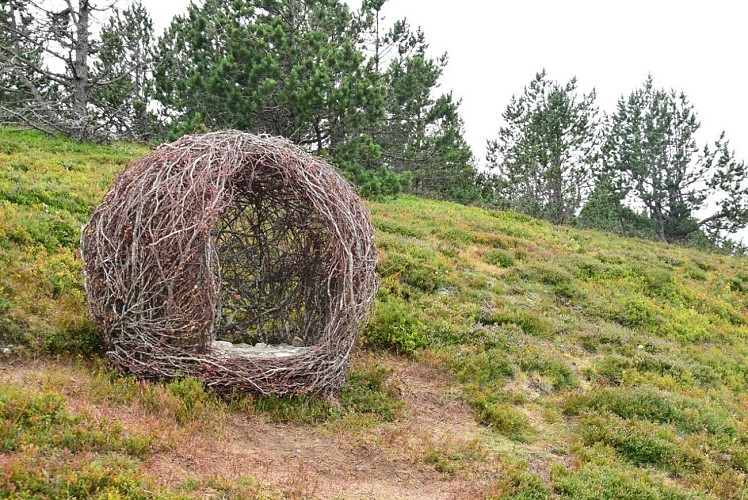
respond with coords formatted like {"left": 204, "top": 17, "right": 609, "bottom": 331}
{"left": 2, "top": 127, "right": 748, "bottom": 498}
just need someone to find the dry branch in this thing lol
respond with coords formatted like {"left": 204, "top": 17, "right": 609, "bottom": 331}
{"left": 80, "top": 130, "right": 377, "bottom": 396}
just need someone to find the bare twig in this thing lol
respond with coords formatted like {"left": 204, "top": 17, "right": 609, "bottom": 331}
{"left": 80, "top": 131, "right": 378, "bottom": 396}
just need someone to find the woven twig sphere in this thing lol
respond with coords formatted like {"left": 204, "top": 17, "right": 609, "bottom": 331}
{"left": 80, "top": 131, "right": 377, "bottom": 395}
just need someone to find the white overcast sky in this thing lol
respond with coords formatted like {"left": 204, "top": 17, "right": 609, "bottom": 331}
{"left": 142, "top": 0, "right": 747, "bottom": 167}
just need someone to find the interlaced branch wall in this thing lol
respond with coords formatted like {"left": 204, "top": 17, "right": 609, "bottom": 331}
{"left": 80, "top": 131, "right": 377, "bottom": 395}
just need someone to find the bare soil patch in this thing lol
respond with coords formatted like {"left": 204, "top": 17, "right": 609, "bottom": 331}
{"left": 1, "top": 357, "right": 499, "bottom": 499}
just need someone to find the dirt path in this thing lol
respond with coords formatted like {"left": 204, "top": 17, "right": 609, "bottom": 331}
{"left": 149, "top": 421, "right": 457, "bottom": 499}
{"left": 1, "top": 357, "right": 498, "bottom": 499}
{"left": 147, "top": 356, "right": 496, "bottom": 498}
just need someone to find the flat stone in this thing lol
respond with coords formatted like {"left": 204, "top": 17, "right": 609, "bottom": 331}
{"left": 211, "top": 340, "right": 312, "bottom": 359}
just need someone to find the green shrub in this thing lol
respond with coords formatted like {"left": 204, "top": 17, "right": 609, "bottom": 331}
{"left": 362, "top": 300, "right": 428, "bottom": 355}
{"left": 437, "top": 227, "right": 475, "bottom": 245}
{"left": 482, "top": 248, "right": 515, "bottom": 268}
{"left": 252, "top": 365, "right": 404, "bottom": 425}
{"left": 684, "top": 265, "right": 708, "bottom": 281}
{"left": 253, "top": 394, "right": 336, "bottom": 424}
{"left": 569, "top": 254, "right": 606, "bottom": 280}
{"left": 423, "top": 441, "right": 486, "bottom": 476}
{"left": 525, "top": 264, "right": 574, "bottom": 286}
{"left": 470, "top": 393, "right": 532, "bottom": 442}
{"left": 581, "top": 415, "right": 673, "bottom": 467}
{"left": 615, "top": 295, "right": 658, "bottom": 330}
{"left": 377, "top": 252, "right": 449, "bottom": 293}
{"left": 516, "top": 351, "right": 576, "bottom": 391}
{"left": 552, "top": 460, "right": 700, "bottom": 499}
{"left": 373, "top": 219, "right": 426, "bottom": 238}
{"left": 436, "top": 242, "right": 461, "bottom": 258}
{"left": 579, "top": 414, "right": 704, "bottom": 472}
{"left": 591, "top": 354, "right": 634, "bottom": 385}
{"left": 1, "top": 390, "right": 66, "bottom": 452}
{"left": 0, "top": 383, "right": 157, "bottom": 497}
{"left": 434, "top": 321, "right": 512, "bottom": 350}
{"left": 476, "top": 309, "right": 552, "bottom": 339}
{"left": 592, "top": 351, "right": 692, "bottom": 386}
{"left": 490, "top": 460, "right": 553, "bottom": 499}
{"left": 2, "top": 454, "right": 158, "bottom": 499}
{"left": 166, "top": 376, "right": 212, "bottom": 424}
{"left": 340, "top": 366, "right": 403, "bottom": 421}
{"left": 42, "top": 318, "right": 103, "bottom": 356}
{"left": 565, "top": 387, "right": 736, "bottom": 436}
{"left": 449, "top": 349, "right": 515, "bottom": 385}
{"left": 692, "top": 258, "right": 716, "bottom": 272}
{"left": 637, "top": 266, "right": 679, "bottom": 300}
{"left": 0, "top": 138, "right": 21, "bottom": 154}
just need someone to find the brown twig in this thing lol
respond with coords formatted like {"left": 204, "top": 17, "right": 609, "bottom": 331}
{"left": 80, "top": 131, "right": 377, "bottom": 396}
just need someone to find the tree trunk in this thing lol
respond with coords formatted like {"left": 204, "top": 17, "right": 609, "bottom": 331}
{"left": 71, "top": 0, "right": 90, "bottom": 140}
{"left": 655, "top": 212, "right": 667, "bottom": 242}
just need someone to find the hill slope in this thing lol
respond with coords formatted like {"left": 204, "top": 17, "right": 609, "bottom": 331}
{"left": 1, "top": 128, "right": 748, "bottom": 498}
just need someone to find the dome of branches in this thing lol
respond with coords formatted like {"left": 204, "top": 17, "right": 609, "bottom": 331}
{"left": 80, "top": 131, "right": 377, "bottom": 395}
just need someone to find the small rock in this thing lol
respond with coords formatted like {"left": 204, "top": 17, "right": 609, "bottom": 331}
{"left": 213, "top": 341, "right": 233, "bottom": 349}
{"left": 292, "top": 336, "right": 304, "bottom": 347}
{"left": 254, "top": 342, "right": 267, "bottom": 348}
{"left": 1, "top": 347, "right": 11, "bottom": 355}
{"left": 530, "top": 375, "right": 552, "bottom": 395}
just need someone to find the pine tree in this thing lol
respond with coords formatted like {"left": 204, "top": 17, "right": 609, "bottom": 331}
{"left": 94, "top": 1, "right": 158, "bottom": 142}
{"left": 602, "top": 76, "right": 748, "bottom": 243}
{"left": 154, "top": 0, "right": 479, "bottom": 201}
{"left": 363, "top": 11, "right": 480, "bottom": 202}
{"left": 0, "top": 0, "right": 156, "bottom": 141}
{"left": 486, "top": 71, "right": 599, "bottom": 224}
{"left": 155, "top": 0, "right": 384, "bottom": 155}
